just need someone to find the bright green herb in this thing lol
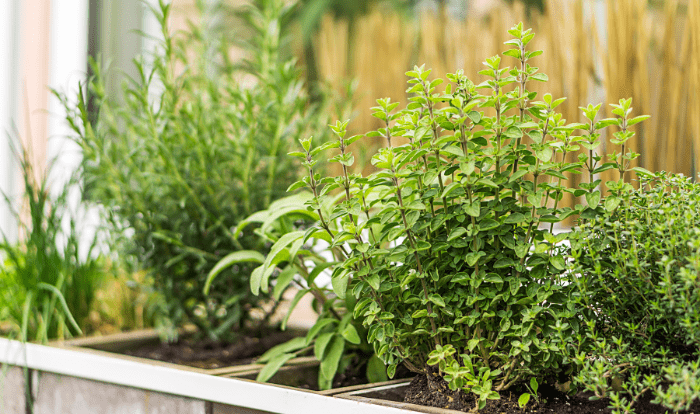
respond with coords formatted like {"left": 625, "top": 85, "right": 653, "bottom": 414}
{"left": 518, "top": 377, "right": 539, "bottom": 409}
{"left": 231, "top": 22, "right": 650, "bottom": 398}
{"left": 57, "top": 0, "right": 331, "bottom": 342}
{"left": 0, "top": 140, "right": 110, "bottom": 414}
{"left": 0, "top": 142, "right": 106, "bottom": 343}
{"left": 571, "top": 171, "right": 700, "bottom": 413}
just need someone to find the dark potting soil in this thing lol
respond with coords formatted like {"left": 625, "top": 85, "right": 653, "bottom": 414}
{"left": 331, "top": 354, "right": 372, "bottom": 389}
{"left": 403, "top": 370, "right": 700, "bottom": 414}
{"left": 292, "top": 354, "right": 413, "bottom": 391}
{"left": 337, "top": 356, "right": 414, "bottom": 389}
{"left": 124, "top": 330, "right": 298, "bottom": 369}
{"left": 123, "top": 329, "right": 413, "bottom": 388}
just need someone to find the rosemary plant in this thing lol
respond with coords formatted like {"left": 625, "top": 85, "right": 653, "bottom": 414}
{"left": 57, "top": 0, "right": 330, "bottom": 342}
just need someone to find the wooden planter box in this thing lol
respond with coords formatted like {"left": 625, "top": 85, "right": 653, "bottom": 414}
{"left": 319, "top": 378, "right": 415, "bottom": 397}
{"left": 0, "top": 338, "right": 411, "bottom": 414}
{"left": 2, "top": 326, "right": 429, "bottom": 413}
{"left": 51, "top": 329, "right": 413, "bottom": 393}
{"left": 226, "top": 366, "right": 410, "bottom": 396}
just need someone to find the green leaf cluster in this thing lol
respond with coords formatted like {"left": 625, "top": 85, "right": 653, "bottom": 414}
{"left": 231, "top": 21, "right": 651, "bottom": 399}
{"left": 570, "top": 171, "right": 700, "bottom": 412}
{"left": 56, "top": 0, "right": 332, "bottom": 342}
{"left": 229, "top": 192, "right": 380, "bottom": 390}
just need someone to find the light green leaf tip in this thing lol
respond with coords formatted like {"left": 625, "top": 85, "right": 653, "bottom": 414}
{"left": 204, "top": 251, "right": 265, "bottom": 295}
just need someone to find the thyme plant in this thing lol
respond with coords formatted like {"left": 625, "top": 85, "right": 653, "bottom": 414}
{"left": 571, "top": 171, "right": 700, "bottom": 413}
{"left": 220, "top": 22, "right": 650, "bottom": 401}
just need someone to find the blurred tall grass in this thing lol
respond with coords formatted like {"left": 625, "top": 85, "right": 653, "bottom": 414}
{"left": 0, "top": 141, "right": 103, "bottom": 342}
{"left": 304, "top": 0, "right": 700, "bottom": 207}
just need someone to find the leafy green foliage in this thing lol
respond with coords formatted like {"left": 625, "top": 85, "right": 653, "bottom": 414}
{"left": 336, "top": 22, "right": 644, "bottom": 397}
{"left": 57, "top": 0, "right": 331, "bottom": 342}
{"left": 570, "top": 171, "right": 700, "bottom": 413}
{"left": 0, "top": 142, "right": 106, "bottom": 343}
{"left": 229, "top": 192, "right": 377, "bottom": 390}
{"left": 232, "top": 22, "right": 650, "bottom": 397}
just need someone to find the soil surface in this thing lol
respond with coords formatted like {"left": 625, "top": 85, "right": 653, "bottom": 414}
{"left": 337, "top": 357, "right": 413, "bottom": 390}
{"left": 124, "top": 330, "right": 298, "bottom": 369}
{"left": 404, "top": 370, "right": 700, "bottom": 414}
{"left": 290, "top": 354, "right": 413, "bottom": 391}
{"left": 122, "top": 330, "right": 413, "bottom": 388}
{"left": 331, "top": 354, "right": 373, "bottom": 389}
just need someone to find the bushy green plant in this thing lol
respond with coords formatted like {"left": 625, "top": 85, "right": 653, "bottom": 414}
{"left": 57, "top": 0, "right": 331, "bottom": 342}
{"left": 224, "top": 22, "right": 650, "bottom": 401}
{"left": 0, "top": 143, "right": 105, "bottom": 343}
{"left": 570, "top": 171, "right": 700, "bottom": 413}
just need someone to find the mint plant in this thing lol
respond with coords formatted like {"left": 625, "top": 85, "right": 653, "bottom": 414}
{"left": 220, "top": 22, "right": 650, "bottom": 400}
{"left": 570, "top": 171, "right": 700, "bottom": 413}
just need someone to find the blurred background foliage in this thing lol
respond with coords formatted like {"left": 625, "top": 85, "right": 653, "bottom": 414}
{"left": 183, "top": 0, "right": 698, "bottom": 193}
{"left": 8, "top": 0, "right": 694, "bottom": 338}
{"left": 60, "top": 0, "right": 340, "bottom": 342}
{"left": 276, "top": 0, "right": 699, "bottom": 204}
{"left": 120, "top": 0, "right": 695, "bottom": 338}
{"left": 161, "top": 0, "right": 698, "bottom": 196}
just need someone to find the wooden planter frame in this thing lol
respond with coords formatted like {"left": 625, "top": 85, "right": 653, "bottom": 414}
{"left": 0, "top": 329, "right": 450, "bottom": 413}
{"left": 51, "top": 327, "right": 315, "bottom": 377}
{"left": 0, "top": 338, "right": 411, "bottom": 413}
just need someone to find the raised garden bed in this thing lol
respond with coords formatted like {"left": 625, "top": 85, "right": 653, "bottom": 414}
{"left": 0, "top": 337, "right": 411, "bottom": 414}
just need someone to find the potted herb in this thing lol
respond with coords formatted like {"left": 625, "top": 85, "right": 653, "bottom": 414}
{"left": 0, "top": 142, "right": 105, "bottom": 345}
{"left": 228, "top": 22, "right": 657, "bottom": 410}
{"left": 54, "top": 0, "right": 330, "bottom": 373}
{"left": 213, "top": 191, "right": 393, "bottom": 389}
{"left": 0, "top": 139, "right": 110, "bottom": 413}
{"left": 570, "top": 170, "right": 700, "bottom": 413}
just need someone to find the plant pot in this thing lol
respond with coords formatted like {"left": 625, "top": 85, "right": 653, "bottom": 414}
{"left": 335, "top": 380, "right": 466, "bottom": 414}
{"left": 0, "top": 338, "right": 411, "bottom": 414}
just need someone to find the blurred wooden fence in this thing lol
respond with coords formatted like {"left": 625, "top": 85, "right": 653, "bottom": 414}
{"left": 308, "top": 0, "right": 700, "bottom": 198}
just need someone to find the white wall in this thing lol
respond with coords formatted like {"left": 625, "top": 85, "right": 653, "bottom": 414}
{"left": 47, "top": 0, "right": 89, "bottom": 190}
{"left": 0, "top": 0, "right": 89, "bottom": 245}
{"left": 0, "top": 0, "right": 146, "bottom": 248}
{"left": 47, "top": 0, "right": 94, "bottom": 258}
{"left": 0, "top": 0, "right": 20, "bottom": 242}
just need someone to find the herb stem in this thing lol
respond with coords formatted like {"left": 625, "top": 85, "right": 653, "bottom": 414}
{"left": 512, "top": 40, "right": 527, "bottom": 178}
